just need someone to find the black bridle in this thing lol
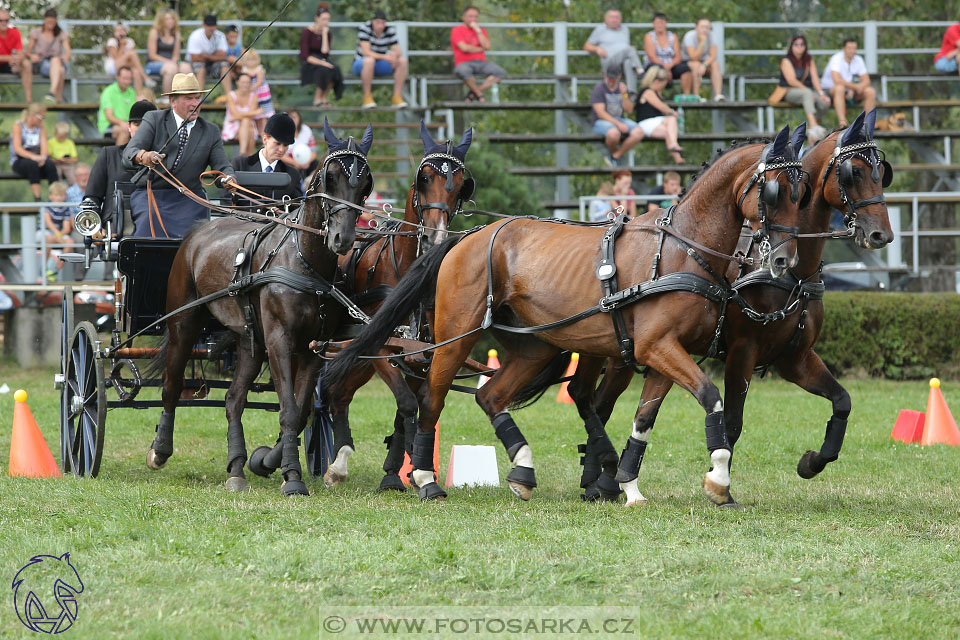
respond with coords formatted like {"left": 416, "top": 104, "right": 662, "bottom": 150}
{"left": 410, "top": 143, "right": 475, "bottom": 253}
{"left": 307, "top": 139, "right": 373, "bottom": 223}
{"left": 820, "top": 137, "right": 891, "bottom": 231}
{"left": 736, "top": 144, "right": 805, "bottom": 267}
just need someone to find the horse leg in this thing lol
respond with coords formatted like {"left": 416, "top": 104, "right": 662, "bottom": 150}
{"left": 567, "top": 355, "right": 621, "bottom": 501}
{"left": 776, "top": 349, "right": 851, "bottom": 479}
{"left": 373, "top": 358, "right": 418, "bottom": 492}
{"left": 718, "top": 341, "right": 761, "bottom": 507}
{"left": 323, "top": 364, "right": 370, "bottom": 488}
{"left": 264, "top": 343, "right": 310, "bottom": 497}
{"left": 474, "top": 339, "right": 563, "bottom": 501}
{"left": 222, "top": 343, "right": 264, "bottom": 492}
{"left": 644, "top": 339, "right": 735, "bottom": 506}
{"left": 615, "top": 371, "right": 671, "bottom": 507}
{"left": 148, "top": 309, "right": 206, "bottom": 470}
{"left": 595, "top": 360, "right": 635, "bottom": 425}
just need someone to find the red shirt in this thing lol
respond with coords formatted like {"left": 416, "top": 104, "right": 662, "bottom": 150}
{"left": 0, "top": 27, "right": 23, "bottom": 58}
{"left": 451, "top": 24, "right": 488, "bottom": 67}
{"left": 935, "top": 23, "right": 960, "bottom": 62}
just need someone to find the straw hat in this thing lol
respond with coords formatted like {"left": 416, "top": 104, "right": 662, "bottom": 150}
{"left": 162, "top": 73, "right": 210, "bottom": 96}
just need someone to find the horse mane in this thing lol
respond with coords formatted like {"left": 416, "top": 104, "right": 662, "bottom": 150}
{"left": 679, "top": 138, "right": 769, "bottom": 202}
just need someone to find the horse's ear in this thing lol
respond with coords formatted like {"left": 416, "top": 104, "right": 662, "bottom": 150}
{"left": 358, "top": 124, "right": 374, "bottom": 156}
{"left": 842, "top": 111, "right": 866, "bottom": 145}
{"left": 323, "top": 117, "right": 339, "bottom": 147}
{"left": 864, "top": 108, "right": 878, "bottom": 141}
{"left": 420, "top": 120, "right": 436, "bottom": 150}
{"left": 771, "top": 125, "right": 790, "bottom": 157}
{"left": 455, "top": 127, "right": 473, "bottom": 158}
{"left": 790, "top": 122, "right": 806, "bottom": 158}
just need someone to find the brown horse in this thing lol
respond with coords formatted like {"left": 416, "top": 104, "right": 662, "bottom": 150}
{"left": 325, "top": 125, "right": 805, "bottom": 503}
{"left": 571, "top": 110, "right": 895, "bottom": 507}
{"left": 145, "top": 120, "right": 374, "bottom": 496}
{"left": 322, "top": 123, "right": 475, "bottom": 491}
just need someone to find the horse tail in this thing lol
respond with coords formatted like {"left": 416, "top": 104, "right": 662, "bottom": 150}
{"left": 324, "top": 235, "right": 464, "bottom": 389}
{"left": 508, "top": 350, "right": 573, "bottom": 410}
{"left": 141, "top": 330, "right": 170, "bottom": 383}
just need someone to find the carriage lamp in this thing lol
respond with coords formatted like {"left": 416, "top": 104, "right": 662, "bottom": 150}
{"left": 74, "top": 199, "right": 102, "bottom": 237}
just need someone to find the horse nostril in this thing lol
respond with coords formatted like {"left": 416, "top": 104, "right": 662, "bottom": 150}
{"left": 774, "top": 256, "right": 788, "bottom": 271}
{"left": 869, "top": 230, "right": 888, "bottom": 247}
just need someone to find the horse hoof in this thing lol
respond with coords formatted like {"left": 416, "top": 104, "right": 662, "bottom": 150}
{"left": 225, "top": 476, "right": 249, "bottom": 492}
{"left": 581, "top": 483, "right": 601, "bottom": 502}
{"left": 281, "top": 479, "right": 310, "bottom": 496}
{"left": 702, "top": 474, "right": 731, "bottom": 505}
{"left": 377, "top": 474, "right": 406, "bottom": 492}
{"left": 508, "top": 481, "right": 533, "bottom": 501}
{"left": 624, "top": 498, "right": 648, "bottom": 508}
{"left": 797, "top": 450, "right": 825, "bottom": 479}
{"left": 247, "top": 446, "right": 274, "bottom": 478}
{"left": 323, "top": 468, "right": 346, "bottom": 488}
{"left": 146, "top": 449, "right": 167, "bottom": 470}
{"left": 418, "top": 481, "right": 446, "bottom": 501}
{"left": 718, "top": 500, "right": 742, "bottom": 510}
{"left": 595, "top": 473, "right": 624, "bottom": 501}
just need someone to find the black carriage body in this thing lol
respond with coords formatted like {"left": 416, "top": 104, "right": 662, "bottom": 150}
{"left": 117, "top": 238, "right": 182, "bottom": 335}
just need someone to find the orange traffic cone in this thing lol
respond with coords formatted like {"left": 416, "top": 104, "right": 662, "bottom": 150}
{"left": 921, "top": 378, "right": 960, "bottom": 446}
{"left": 556, "top": 352, "right": 579, "bottom": 404}
{"left": 478, "top": 349, "right": 500, "bottom": 388}
{"left": 400, "top": 423, "right": 440, "bottom": 486}
{"left": 9, "top": 389, "right": 61, "bottom": 478}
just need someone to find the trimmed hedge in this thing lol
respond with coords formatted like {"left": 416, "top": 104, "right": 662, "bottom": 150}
{"left": 818, "top": 292, "right": 960, "bottom": 380}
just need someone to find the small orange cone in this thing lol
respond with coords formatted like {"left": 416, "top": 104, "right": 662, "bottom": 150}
{"left": 891, "top": 409, "right": 925, "bottom": 443}
{"left": 478, "top": 349, "right": 500, "bottom": 388}
{"left": 921, "top": 378, "right": 960, "bottom": 446}
{"left": 556, "top": 352, "right": 579, "bottom": 404}
{"left": 400, "top": 423, "right": 440, "bottom": 486}
{"left": 9, "top": 389, "right": 61, "bottom": 478}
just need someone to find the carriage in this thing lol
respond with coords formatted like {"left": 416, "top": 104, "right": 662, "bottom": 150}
{"left": 54, "top": 171, "right": 334, "bottom": 479}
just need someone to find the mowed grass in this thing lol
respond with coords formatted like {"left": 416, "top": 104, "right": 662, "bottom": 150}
{"left": 0, "top": 365, "right": 959, "bottom": 639}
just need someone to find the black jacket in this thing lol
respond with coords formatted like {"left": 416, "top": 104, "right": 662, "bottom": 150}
{"left": 86, "top": 144, "right": 135, "bottom": 233}
{"left": 230, "top": 153, "right": 303, "bottom": 202}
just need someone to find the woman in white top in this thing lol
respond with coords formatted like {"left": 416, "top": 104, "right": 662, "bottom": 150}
{"left": 10, "top": 103, "right": 59, "bottom": 200}
{"left": 103, "top": 21, "right": 153, "bottom": 91}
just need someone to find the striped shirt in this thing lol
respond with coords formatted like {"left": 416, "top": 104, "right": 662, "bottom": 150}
{"left": 356, "top": 21, "right": 397, "bottom": 57}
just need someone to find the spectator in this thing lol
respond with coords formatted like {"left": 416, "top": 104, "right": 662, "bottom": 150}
{"left": 11, "top": 103, "right": 58, "bottom": 201}
{"left": 98, "top": 66, "right": 136, "bottom": 145}
{"left": 301, "top": 4, "right": 342, "bottom": 106}
{"left": 86, "top": 100, "right": 155, "bottom": 236}
{"left": 238, "top": 49, "right": 274, "bottom": 138}
{"left": 681, "top": 18, "right": 724, "bottom": 101}
{"left": 642, "top": 12, "right": 692, "bottom": 100}
{"left": 186, "top": 14, "right": 227, "bottom": 88}
{"left": 24, "top": 8, "right": 71, "bottom": 103}
{"left": 65, "top": 162, "right": 89, "bottom": 215}
{"left": 610, "top": 169, "right": 637, "bottom": 217}
{"left": 353, "top": 10, "right": 408, "bottom": 109}
{"left": 451, "top": 6, "right": 506, "bottom": 102}
{"left": 820, "top": 38, "right": 876, "bottom": 128}
{"left": 221, "top": 73, "right": 261, "bottom": 157}
{"left": 49, "top": 121, "right": 78, "bottom": 185}
{"left": 769, "top": 35, "right": 829, "bottom": 142}
{"left": 281, "top": 108, "right": 318, "bottom": 179}
{"left": 231, "top": 113, "right": 302, "bottom": 202}
{"left": 39, "top": 181, "right": 73, "bottom": 280}
{"left": 646, "top": 171, "right": 682, "bottom": 213}
{"left": 584, "top": 10, "right": 643, "bottom": 101}
{"left": 591, "top": 68, "right": 643, "bottom": 167}
{"left": 104, "top": 21, "right": 153, "bottom": 92}
{"left": 146, "top": 8, "right": 191, "bottom": 99}
{"left": 588, "top": 182, "right": 615, "bottom": 222}
{"left": 223, "top": 25, "right": 243, "bottom": 91}
{"left": 123, "top": 73, "right": 236, "bottom": 238}
{"left": 636, "top": 65, "right": 685, "bottom": 164}
{"left": 0, "top": 9, "right": 28, "bottom": 101}
{"left": 934, "top": 17, "right": 960, "bottom": 77}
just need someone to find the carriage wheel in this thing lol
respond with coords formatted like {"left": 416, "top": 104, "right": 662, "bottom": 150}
{"left": 304, "top": 384, "right": 334, "bottom": 477}
{"left": 60, "top": 321, "right": 106, "bottom": 477}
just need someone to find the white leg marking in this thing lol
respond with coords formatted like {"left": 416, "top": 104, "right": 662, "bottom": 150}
{"left": 620, "top": 479, "right": 647, "bottom": 506}
{"left": 513, "top": 444, "right": 533, "bottom": 468}
{"left": 706, "top": 448, "right": 731, "bottom": 487}
{"left": 712, "top": 400, "right": 724, "bottom": 413}
{"left": 631, "top": 420, "right": 652, "bottom": 441}
{"left": 412, "top": 469, "right": 435, "bottom": 487}
{"left": 328, "top": 445, "right": 354, "bottom": 476}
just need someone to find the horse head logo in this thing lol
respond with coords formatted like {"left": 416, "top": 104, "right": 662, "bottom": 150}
{"left": 11, "top": 553, "right": 84, "bottom": 634}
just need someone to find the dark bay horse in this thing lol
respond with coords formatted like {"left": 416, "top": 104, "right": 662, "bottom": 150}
{"left": 323, "top": 123, "right": 475, "bottom": 491}
{"left": 146, "top": 120, "right": 374, "bottom": 496}
{"left": 325, "top": 126, "right": 805, "bottom": 503}
{"left": 571, "top": 110, "right": 894, "bottom": 507}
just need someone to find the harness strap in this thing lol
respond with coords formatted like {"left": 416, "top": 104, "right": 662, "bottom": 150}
{"left": 598, "top": 215, "right": 641, "bottom": 371}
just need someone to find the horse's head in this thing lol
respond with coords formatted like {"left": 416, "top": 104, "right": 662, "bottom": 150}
{"left": 305, "top": 118, "right": 375, "bottom": 255}
{"left": 412, "top": 121, "right": 475, "bottom": 252}
{"left": 806, "top": 109, "right": 894, "bottom": 249}
{"left": 733, "top": 125, "right": 805, "bottom": 277}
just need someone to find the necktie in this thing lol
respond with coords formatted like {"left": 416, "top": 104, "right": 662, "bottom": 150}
{"left": 171, "top": 125, "right": 188, "bottom": 171}
{"left": 264, "top": 165, "right": 273, "bottom": 173}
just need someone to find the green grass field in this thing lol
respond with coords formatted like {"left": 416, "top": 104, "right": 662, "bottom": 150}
{"left": 0, "top": 365, "right": 958, "bottom": 639}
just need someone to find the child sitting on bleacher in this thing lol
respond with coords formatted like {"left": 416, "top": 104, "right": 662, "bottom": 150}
{"left": 38, "top": 181, "right": 73, "bottom": 282}
{"left": 239, "top": 49, "right": 274, "bottom": 138}
{"left": 48, "top": 121, "right": 78, "bottom": 185}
